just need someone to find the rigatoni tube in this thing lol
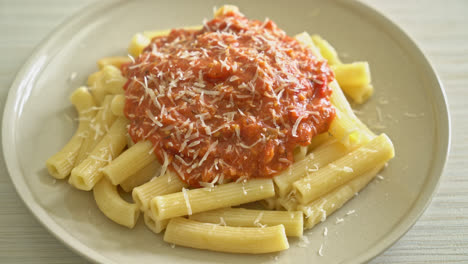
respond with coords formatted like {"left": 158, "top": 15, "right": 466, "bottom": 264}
{"left": 143, "top": 211, "right": 169, "bottom": 234}
{"left": 189, "top": 208, "right": 303, "bottom": 237}
{"left": 110, "top": 94, "right": 125, "bottom": 116}
{"left": 97, "top": 56, "right": 131, "bottom": 70}
{"left": 274, "top": 140, "right": 349, "bottom": 198}
{"left": 329, "top": 81, "right": 375, "bottom": 140}
{"left": 128, "top": 33, "right": 151, "bottom": 58}
{"left": 69, "top": 117, "right": 128, "bottom": 191}
{"left": 332, "top": 62, "right": 371, "bottom": 88}
{"left": 75, "top": 95, "right": 116, "bottom": 165}
{"left": 46, "top": 87, "right": 96, "bottom": 179}
{"left": 332, "top": 62, "right": 373, "bottom": 104}
{"left": 93, "top": 177, "right": 140, "bottom": 228}
{"left": 164, "top": 217, "right": 289, "bottom": 254}
{"left": 120, "top": 160, "right": 161, "bottom": 192}
{"left": 310, "top": 34, "right": 342, "bottom": 65}
{"left": 151, "top": 179, "right": 275, "bottom": 220}
{"left": 277, "top": 196, "right": 299, "bottom": 212}
{"left": 299, "top": 164, "right": 384, "bottom": 229}
{"left": 100, "top": 65, "right": 126, "bottom": 95}
{"left": 132, "top": 171, "right": 187, "bottom": 212}
{"left": 307, "top": 132, "right": 332, "bottom": 152}
{"left": 103, "top": 140, "right": 157, "bottom": 185}
{"left": 293, "top": 134, "right": 394, "bottom": 204}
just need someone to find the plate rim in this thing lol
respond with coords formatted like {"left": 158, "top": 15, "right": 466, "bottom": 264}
{"left": 2, "top": 1, "right": 125, "bottom": 263}
{"left": 1, "top": 0, "right": 451, "bottom": 263}
{"left": 340, "top": 0, "right": 451, "bottom": 263}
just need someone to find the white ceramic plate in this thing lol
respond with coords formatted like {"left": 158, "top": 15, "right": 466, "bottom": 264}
{"left": 2, "top": 0, "right": 450, "bottom": 263}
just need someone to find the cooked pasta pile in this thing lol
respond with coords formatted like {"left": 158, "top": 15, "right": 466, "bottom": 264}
{"left": 46, "top": 5, "right": 394, "bottom": 254}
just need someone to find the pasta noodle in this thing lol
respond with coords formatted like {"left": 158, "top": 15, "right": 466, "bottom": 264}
{"left": 332, "top": 62, "right": 371, "bottom": 89}
{"left": 103, "top": 140, "right": 157, "bottom": 185}
{"left": 293, "top": 134, "right": 394, "bottom": 204}
{"left": 69, "top": 117, "right": 128, "bottom": 191}
{"left": 97, "top": 56, "right": 132, "bottom": 70}
{"left": 144, "top": 211, "right": 169, "bottom": 234}
{"left": 311, "top": 35, "right": 373, "bottom": 104}
{"left": 46, "top": 87, "right": 96, "bottom": 179}
{"left": 120, "top": 160, "right": 161, "bottom": 192}
{"left": 310, "top": 34, "right": 342, "bottom": 65}
{"left": 132, "top": 171, "right": 187, "bottom": 212}
{"left": 93, "top": 177, "right": 140, "bottom": 228}
{"left": 299, "top": 164, "right": 384, "bottom": 229}
{"left": 128, "top": 33, "right": 151, "bottom": 58}
{"left": 277, "top": 196, "right": 299, "bottom": 212}
{"left": 110, "top": 94, "right": 125, "bottom": 116}
{"left": 74, "top": 95, "right": 116, "bottom": 165}
{"left": 151, "top": 179, "right": 275, "bottom": 220}
{"left": 259, "top": 197, "right": 279, "bottom": 210}
{"left": 164, "top": 217, "right": 289, "bottom": 254}
{"left": 307, "top": 132, "right": 332, "bottom": 152}
{"left": 273, "top": 139, "right": 349, "bottom": 198}
{"left": 100, "top": 65, "right": 126, "bottom": 95}
{"left": 189, "top": 208, "right": 303, "bottom": 237}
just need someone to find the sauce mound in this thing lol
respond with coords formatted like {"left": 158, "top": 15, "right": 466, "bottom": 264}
{"left": 123, "top": 10, "right": 335, "bottom": 187}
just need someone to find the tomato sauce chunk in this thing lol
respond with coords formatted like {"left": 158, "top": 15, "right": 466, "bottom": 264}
{"left": 123, "top": 10, "right": 335, "bottom": 187}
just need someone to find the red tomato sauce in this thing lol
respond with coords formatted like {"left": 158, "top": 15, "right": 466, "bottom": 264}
{"left": 122, "top": 10, "right": 335, "bottom": 187}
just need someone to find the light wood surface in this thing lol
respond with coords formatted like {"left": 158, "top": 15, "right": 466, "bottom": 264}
{"left": 0, "top": 0, "right": 466, "bottom": 263}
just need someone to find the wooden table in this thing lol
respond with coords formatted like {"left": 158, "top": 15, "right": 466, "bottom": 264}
{"left": 0, "top": 0, "right": 466, "bottom": 263}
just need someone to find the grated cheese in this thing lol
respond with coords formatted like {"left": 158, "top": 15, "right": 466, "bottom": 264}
{"left": 69, "top": 72, "right": 77, "bottom": 82}
{"left": 318, "top": 244, "right": 324, "bottom": 257}
{"left": 239, "top": 137, "right": 262, "bottom": 149}
{"left": 159, "top": 150, "right": 170, "bottom": 178}
{"left": 346, "top": 210, "right": 356, "bottom": 216}
{"left": 219, "top": 217, "right": 226, "bottom": 226}
{"left": 198, "top": 140, "right": 218, "bottom": 167}
{"left": 253, "top": 212, "right": 264, "bottom": 227}
{"left": 298, "top": 235, "right": 310, "bottom": 248}
{"left": 181, "top": 187, "right": 192, "bottom": 215}
{"left": 291, "top": 115, "right": 306, "bottom": 137}
{"left": 320, "top": 208, "right": 327, "bottom": 222}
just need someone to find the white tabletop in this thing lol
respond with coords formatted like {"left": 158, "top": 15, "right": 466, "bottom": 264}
{"left": 0, "top": 0, "right": 466, "bottom": 263}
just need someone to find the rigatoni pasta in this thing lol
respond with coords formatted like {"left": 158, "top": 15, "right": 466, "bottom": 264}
{"left": 46, "top": 5, "right": 395, "bottom": 255}
{"left": 299, "top": 164, "right": 384, "bottom": 229}
{"left": 151, "top": 179, "right": 275, "bottom": 220}
{"left": 97, "top": 56, "right": 132, "bottom": 70}
{"left": 164, "top": 217, "right": 289, "bottom": 254}
{"left": 69, "top": 117, "right": 128, "bottom": 191}
{"left": 46, "top": 87, "right": 96, "bottom": 179}
{"left": 120, "top": 160, "right": 161, "bottom": 192}
{"left": 132, "top": 171, "right": 187, "bottom": 212}
{"left": 100, "top": 65, "right": 126, "bottom": 95}
{"left": 311, "top": 35, "right": 373, "bottom": 104}
{"left": 93, "top": 177, "right": 140, "bottom": 228}
{"left": 74, "top": 95, "right": 116, "bottom": 165}
{"left": 310, "top": 34, "right": 342, "bottom": 65}
{"left": 189, "top": 208, "right": 303, "bottom": 237}
{"left": 110, "top": 94, "right": 125, "bottom": 116}
{"left": 293, "top": 134, "right": 394, "bottom": 204}
{"left": 273, "top": 139, "right": 349, "bottom": 198}
{"left": 144, "top": 211, "right": 170, "bottom": 234}
{"left": 103, "top": 140, "right": 157, "bottom": 185}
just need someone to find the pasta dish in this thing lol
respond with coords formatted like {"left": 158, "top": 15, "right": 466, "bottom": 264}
{"left": 46, "top": 5, "right": 394, "bottom": 254}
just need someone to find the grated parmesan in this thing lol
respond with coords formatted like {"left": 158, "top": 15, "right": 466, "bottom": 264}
{"left": 181, "top": 187, "right": 192, "bottom": 215}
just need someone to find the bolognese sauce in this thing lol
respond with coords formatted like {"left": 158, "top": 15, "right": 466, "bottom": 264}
{"left": 122, "top": 9, "right": 335, "bottom": 187}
